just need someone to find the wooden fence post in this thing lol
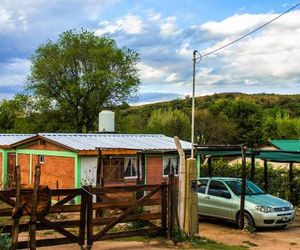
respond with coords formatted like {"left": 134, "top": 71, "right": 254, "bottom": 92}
{"left": 161, "top": 182, "right": 167, "bottom": 236}
{"left": 11, "top": 165, "right": 21, "bottom": 250}
{"left": 86, "top": 187, "right": 93, "bottom": 249}
{"left": 167, "top": 173, "right": 175, "bottom": 239}
{"left": 79, "top": 188, "right": 87, "bottom": 248}
{"left": 29, "top": 164, "right": 41, "bottom": 250}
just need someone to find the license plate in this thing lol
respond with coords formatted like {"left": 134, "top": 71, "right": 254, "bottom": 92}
{"left": 281, "top": 216, "right": 289, "bottom": 221}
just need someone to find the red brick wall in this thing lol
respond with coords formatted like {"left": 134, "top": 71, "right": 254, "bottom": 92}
{"left": 17, "top": 153, "right": 75, "bottom": 189}
{"left": 18, "top": 153, "right": 30, "bottom": 185}
{"left": 146, "top": 155, "right": 179, "bottom": 185}
{"left": 38, "top": 155, "right": 75, "bottom": 189}
{"left": 146, "top": 156, "right": 164, "bottom": 185}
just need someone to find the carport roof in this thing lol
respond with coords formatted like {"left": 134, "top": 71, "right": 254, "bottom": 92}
{"left": 269, "top": 140, "right": 300, "bottom": 151}
{"left": 197, "top": 146, "right": 300, "bottom": 163}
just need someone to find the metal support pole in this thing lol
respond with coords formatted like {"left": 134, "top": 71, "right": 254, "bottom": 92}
{"left": 208, "top": 156, "right": 212, "bottom": 177}
{"left": 191, "top": 50, "right": 197, "bottom": 158}
{"left": 239, "top": 146, "right": 247, "bottom": 229}
{"left": 289, "top": 162, "right": 294, "bottom": 205}
{"left": 264, "top": 160, "right": 268, "bottom": 192}
{"left": 250, "top": 153, "right": 255, "bottom": 181}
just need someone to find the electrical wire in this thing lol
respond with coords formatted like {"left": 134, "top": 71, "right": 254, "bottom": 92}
{"left": 200, "top": 2, "right": 300, "bottom": 58}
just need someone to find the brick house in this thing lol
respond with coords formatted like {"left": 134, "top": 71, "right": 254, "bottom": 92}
{"left": 1, "top": 133, "right": 193, "bottom": 190}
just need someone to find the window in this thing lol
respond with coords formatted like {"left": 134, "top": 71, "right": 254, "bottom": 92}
{"left": 38, "top": 155, "right": 45, "bottom": 164}
{"left": 124, "top": 157, "right": 138, "bottom": 178}
{"left": 163, "top": 156, "right": 178, "bottom": 176}
{"left": 198, "top": 179, "right": 208, "bottom": 194}
{"left": 103, "top": 158, "right": 124, "bottom": 181}
{"left": 208, "top": 180, "right": 231, "bottom": 198}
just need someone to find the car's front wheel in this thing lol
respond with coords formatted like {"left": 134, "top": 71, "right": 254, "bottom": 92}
{"left": 237, "top": 212, "right": 256, "bottom": 231}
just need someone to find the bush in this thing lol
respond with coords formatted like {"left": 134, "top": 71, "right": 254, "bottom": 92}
{"left": 0, "top": 233, "right": 11, "bottom": 250}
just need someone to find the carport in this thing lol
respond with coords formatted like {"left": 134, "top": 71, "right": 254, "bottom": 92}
{"left": 196, "top": 145, "right": 300, "bottom": 229}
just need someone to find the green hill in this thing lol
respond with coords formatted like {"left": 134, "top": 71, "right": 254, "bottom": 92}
{"left": 116, "top": 93, "right": 300, "bottom": 146}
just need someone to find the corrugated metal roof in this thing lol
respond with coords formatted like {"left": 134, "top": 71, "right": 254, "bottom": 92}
{"left": 0, "top": 134, "right": 34, "bottom": 147}
{"left": 269, "top": 140, "right": 300, "bottom": 152}
{"left": 39, "top": 133, "right": 192, "bottom": 151}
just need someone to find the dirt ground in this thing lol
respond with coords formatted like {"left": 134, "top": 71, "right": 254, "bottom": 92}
{"left": 199, "top": 211, "right": 300, "bottom": 250}
{"left": 37, "top": 210, "right": 300, "bottom": 250}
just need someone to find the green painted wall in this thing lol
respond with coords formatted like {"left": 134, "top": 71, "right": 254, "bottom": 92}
{"left": 1, "top": 149, "right": 8, "bottom": 189}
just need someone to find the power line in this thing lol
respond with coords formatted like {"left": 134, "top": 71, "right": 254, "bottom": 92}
{"left": 200, "top": 2, "right": 300, "bottom": 58}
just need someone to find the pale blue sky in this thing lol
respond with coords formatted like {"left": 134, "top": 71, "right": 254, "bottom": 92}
{"left": 0, "top": 0, "right": 299, "bottom": 103}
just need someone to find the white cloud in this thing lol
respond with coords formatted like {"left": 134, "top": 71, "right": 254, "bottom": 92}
{"left": 137, "top": 62, "right": 165, "bottom": 83}
{"left": 0, "top": 8, "right": 15, "bottom": 33}
{"left": 160, "top": 16, "right": 180, "bottom": 37}
{"left": 197, "top": 10, "right": 300, "bottom": 89}
{"left": 96, "top": 15, "right": 144, "bottom": 35}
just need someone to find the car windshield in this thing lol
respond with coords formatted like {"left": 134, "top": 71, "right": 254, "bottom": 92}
{"left": 225, "top": 180, "right": 265, "bottom": 195}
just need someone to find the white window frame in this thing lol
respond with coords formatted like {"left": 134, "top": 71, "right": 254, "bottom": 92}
{"left": 163, "top": 156, "right": 179, "bottom": 177}
{"left": 123, "top": 157, "right": 138, "bottom": 179}
{"left": 38, "top": 155, "right": 45, "bottom": 164}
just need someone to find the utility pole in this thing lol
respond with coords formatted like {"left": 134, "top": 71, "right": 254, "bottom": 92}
{"left": 191, "top": 50, "right": 197, "bottom": 158}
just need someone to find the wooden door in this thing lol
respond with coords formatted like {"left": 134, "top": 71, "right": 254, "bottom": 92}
{"left": 7, "top": 153, "right": 16, "bottom": 187}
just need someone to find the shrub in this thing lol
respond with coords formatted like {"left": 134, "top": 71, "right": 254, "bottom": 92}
{"left": 0, "top": 232, "right": 11, "bottom": 250}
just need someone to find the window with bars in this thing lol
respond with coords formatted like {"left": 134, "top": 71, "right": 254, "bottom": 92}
{"left": 163, "top": 156, "right": 178, "bottom": 176}
{"left": 124, "top": 157, "right": 138, "bottom": 178}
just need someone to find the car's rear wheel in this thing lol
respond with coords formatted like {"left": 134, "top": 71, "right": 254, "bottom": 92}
{"left": 237, "top": 212, "right": 255, "bottom": 230}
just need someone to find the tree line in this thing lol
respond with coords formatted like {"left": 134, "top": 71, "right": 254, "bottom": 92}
{"left": 116, "top": 93, "right": 300, "bottom": 146}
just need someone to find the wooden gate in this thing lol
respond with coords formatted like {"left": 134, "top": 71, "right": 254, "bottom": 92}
{"left": 84, "top": 183, "right": 169, "bottom": 247}
{"left": 0, "top": 182, "right": 175, "bottom": 248}
{"left": 0, "top": 188, "right": 86, "bottom": 248}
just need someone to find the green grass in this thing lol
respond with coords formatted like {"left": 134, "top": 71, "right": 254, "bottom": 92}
{"left": 189, "top": 237, "right": 248, "bottom": 250}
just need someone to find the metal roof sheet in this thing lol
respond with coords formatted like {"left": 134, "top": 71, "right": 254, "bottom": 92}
{"left": 0, "top": 134, "right": 34, "bottom": 147}
{"left": 269, "top": 140, "right": 300, "bottom": 152}
{"left": 39, "top": 133, "right": 192, "bottom": 151}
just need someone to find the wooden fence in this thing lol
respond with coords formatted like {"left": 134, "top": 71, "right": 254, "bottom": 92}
{"left": 0, "top": 176, "right": 176, "bottom": 249}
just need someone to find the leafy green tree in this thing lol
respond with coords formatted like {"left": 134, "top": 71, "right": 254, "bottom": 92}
{"left": 27, "top": 29, "right": 140, "bottom": 132}
{"left": 146, "top": 109, "right": 190, "bottom": 139}
{"left": 194, "top": 109, "right": 238, "bottom": 144}
{"left": 210, "top": 99, "right": 263, "bottom": 146}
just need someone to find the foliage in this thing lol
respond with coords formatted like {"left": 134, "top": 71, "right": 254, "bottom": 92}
{"left": 116, "top": 93, "right": 300, "bottom": 146}
{"left": 171, "top": 226, "right": 187, "bottom": 243}
{"left": 0, "top": 232, "right": 11, "bottom": 250}
{"left": 195, "top": 109, "right": 238, "bottom": 144}
{"left": 146, "top": 109, "right": 190, "bottom": 140}
{"left": 27, "top": 29, "right": 140, "bottom": 132}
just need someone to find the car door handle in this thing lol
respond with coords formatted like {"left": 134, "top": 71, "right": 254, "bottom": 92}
{"left": 205, "top": 196, "right": 210, "bottom": 199}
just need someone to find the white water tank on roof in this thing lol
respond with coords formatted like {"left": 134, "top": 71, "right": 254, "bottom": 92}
{"left": 99, "top": 110, "right": 115, "bottom": 132}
